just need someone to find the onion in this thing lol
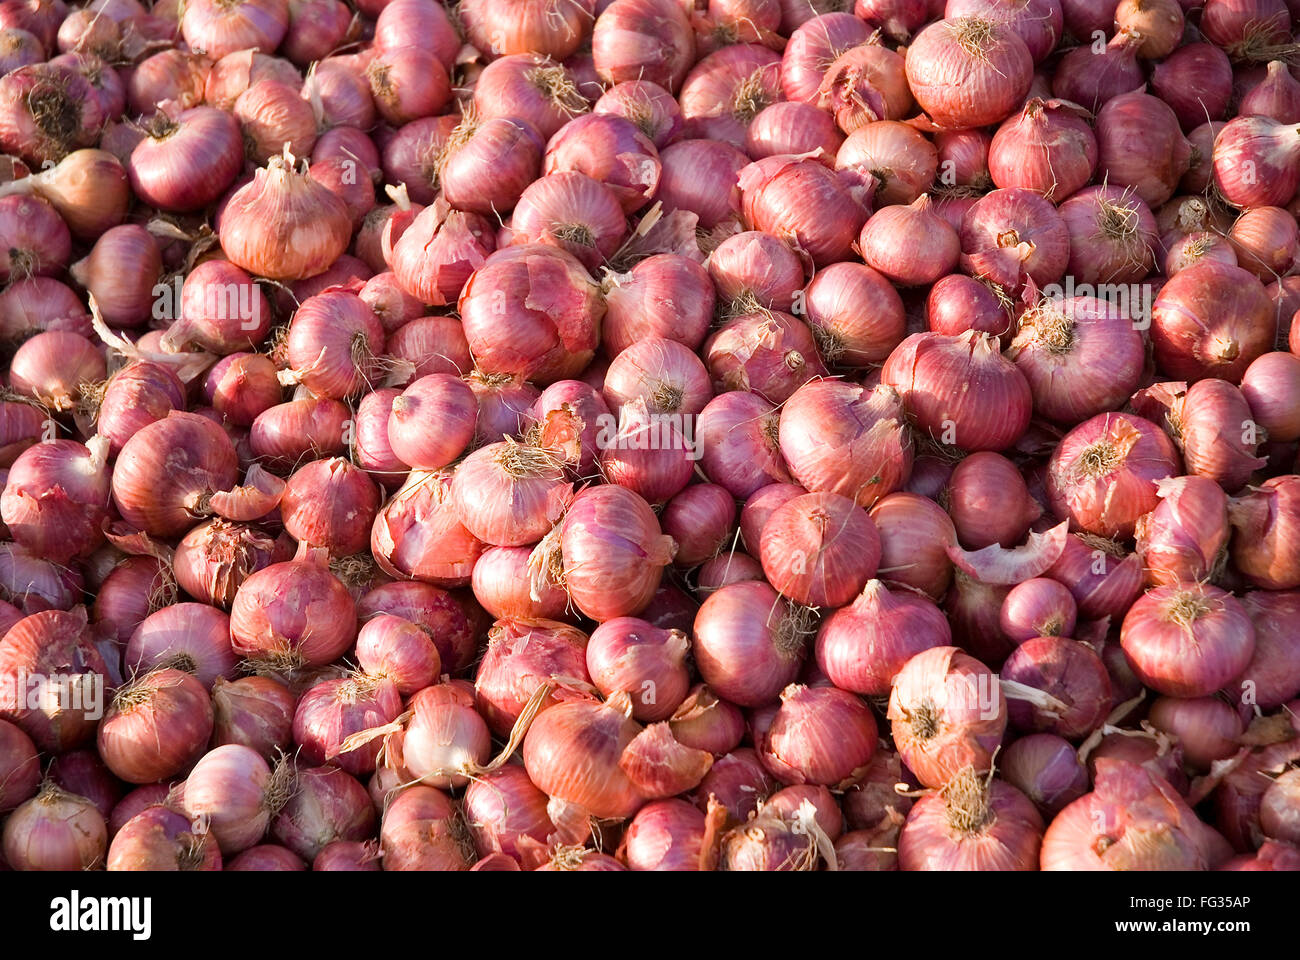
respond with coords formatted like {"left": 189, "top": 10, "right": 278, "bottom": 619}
{"left": 586, "top": 617, "right": 690, "bottom": 723}
{"left": 556, "top": 484, "right": 675, "bottom": 621}
{"left": 1174, "top": 379, "right": 1266, "bottom": 490}
{"left": 385, "top": 374, "right": 476, "bottom": 471}
{"left": 172, "top": 520, "right": 282, "bottom": 609}
{"left": 1229, "top": 475, "right": 1300, "bottom": 589}
{"left": 623, "top": 798, "right": 715, "bottom": 871}
{"left": 693, "top": 581, "right": 810, "bottom": 707}
{"left": 925, "top": 274, "right": 1016, "bottom": 338}
{"left": 226, "top": 845, "right": 306, "bottom": 870}
{"left": 905, "top": 17, "right": 1032, "bottom": 129}
{"left": 107, "top": 806, "right": 221, "bottom": 872}
{"left": 998, "top": 577, "right": 1077, "bottom": 643}
{"left": 372, "top": 0, "right": 459, "bottom": 71}
{"left": 780, "top": 13, "right": 868, "bottom": 105}
{"left": 378, "top": 784, "right": 473, "bottom": 870}
{"left": 0, "top": 62, "right": 105, "bottom": 167}
{"left": 437, "top": 118, "right": 542, "bottom": 217}
{"left": 366, "top": 45, "right": 450, "bottom": 126}
{"left": 946, "top": 452, "right": 1041, "bottom": 551}
{"left": 661, "top": 485, "right": 736, "bottom": 569}
{"left": 704, "top": 309, "right": 828, "bottom": 403}
{"left": 1006, "top": 295, "right": 1146, "bottom": 426}
{"left": 124, "top": 603, "right": 236, "bottom": 690}
{"left": 1094, "top": 91, "right": 1191, "bottom": 210}
{"left": 708, "top": 231, "right": 802, "bottom": 313}
{"left": 1145, "top": 696, "right": 1244, "bottom": 773}
{"left": 97, "top": 668, "right": 213, "bottom": 784}
{"left": 358, "top": 580, "right": 486, "bottom": 673}
{"left": 1214, "top": 735, "right": 1300, "bottom": 851}
{"left": 459, "top": 244, "right": 604, "bottom": 385}
{"left": 2, "top": 782, "right": 107, "bottom": 871}
{"left": 739, "top": 153, "right": 870, "bottom": 266}
{"left": 1200, "top": 0, "right": 1291, "bottom": 57}
{"left": 211, "top": 676, "right": 295, "bottom": 759}
{"left": 69, "top": 224, "right": 159, "bottom": 328}
{"left": 182, "top": 745, "right": 292, "bottom": 854}
{"left": 678, "top": 44, "right": 782, "bottom": 149}
{"left": 282, "top": 288, "right": 384, "bottom": 400}
{"left": 293, "top": 674, "right": 402, "bottom": 776}
{"left": 1134, "top": 474, "right": 1230, "bottom": 584}
{"left": 473, "top": 54, "right": 589, "bottom": 141}
{"left": 946, "top": 0, "right": 1062, "bottom": 62}
{"left": 522, "top": 693, "right": 645, "bottom": 820}
{"left": 0, "top": 194, "right": 68, "bottom": 282}
{"left": 758, "top": 491, "right": 879, "bottom": 608}
{"left": 594, "top": 81, "right": 684, "bottom": 148}
{"left": 898, "top": 768, "right": 1042, "bottom": 870}
{"left": 1120, "top": 582, "right": 1255, "bottom": 698}
{"left": 352, "top": 615, "right": 439, "bottom": 696}
{"left": 887, "top": 646, "right": 1006, "bottom": 788}
{"left": 957, "top": 187, "right": 1068, "bottom": 291}
{"left": 1240, "top": 60, "right": 1300, "bottom": 123}
{"left": 1213, "top": 116, "right": 1300, "bottom": 210}
{"left": 816, "top": 579, "right": 950, "bottom": 696}
{"left": 1114, "top": 0, "right": 1183, "bottom": 58}
{"left": 164, "top": 260, "right": 272, "bottom": 356}
{"left": 758, "top": 684, "right": 877, "bottom": 787}
{"left": 835, "top": 120, "right": 936, "bottom": 207}
{"left": 746, "top": 101, "right": 843, "bottom": 161}
{"left": 999, "top": 733, "right": 1088, "bottom": 818}
{"left": 1046, "top": 413, "right": 1180, "bottom": 539}
{"left": 111, "top": 411, "right": 238, "bottom": 538}
{"left": 1001, "top": 636, "right": 1110, "bottom": 739}
{"left": 740, "top": 482, "right": 805, "bottom": 552}
{"left": 371, "top": 470, "right": 486, "bottom": 587}
{"left": 451, "top": 439, "right": 571, "bottom": 547}
{"left": 1228, "top": 205, "right": 1299, "bottom": 281}
{"left": 867, "top": 493, "right": 956, "bottom": 600}
{"left": 1, "top": 437, "right": 110, "bottom": 564}
{"left": 695, "top": 392, "right": 791, "bottom": 499}
{"left": 859, "top": 195, "right": 959, "bottom": 288}
{"left": 530, "top": 380, "right": 609, "bottom": 478}
{"left": 1165, "top": 231, "right": 1237, "bottom": 277}
{"left": 1043, "top": 532, "right": 1142, "bottom": 623}
{"left": 801, "top": 262, "right": 905, "bottom": 366}
{"left": 234, "top": 80, "right": 317, "bottom": 163}
{"left": 1050, "top": 29, "right": 1142, "bottom": 115}
{"left": 266, "top": 765, "right": 373, "bottom": 865}
{"left": 219, "top": 149, "right": 351, "bottom": 282}
{"left": 0, "top": 718, "right": 39, "bottom": 813}
{"left": 1229, "top": 590, "right": 1300, "bottom": 709}
{"left": 181, "top": 0, "right": 288, "bottom": 59}
{"left": 592, "top": 0, "right": 696, "bottom": 93}
{"left": 1042, "top": 758, "right": 1232, "bottom": 870}
{"left": 654, "top": 138, "right": 745, "bottom": 231}
{"left": 817, "top": 41, "right": 912, "bottom": 134}
{"left": 882, "top": 330, "right": 1032, "bottom": 453}
{"left": 279, "top": 458, "right": 380, "bottom": 557}
{"left": 384, "top": 317, "right": 471, "bottom": 384}
{"left": 510, "top": 171, "right": 628, "bottom": 270}
{"left": 204, "top": 49, "right": 300, "bottom": 110}
{"left": 602, "top": 255, "right": 714, "bottom": 359}
{"left": 474, "top": 617, "right": 589, "bottom": 736}
{"left": 462, "top": 765, "right": 558, "bottom": 869}
{"left": 472, "top": 547, "right": 568, "bottom": 622}
{"left": 1057, "top": 186, "right": 1157, "bottom": 286}
{"left": 230, "top": 559, "right": 356, "bottom": 669}
{"left": 203, "top": 354, "right": 281, "bottom": 428}
{"left": 1152, "top": 262, "right": 1274, "bottom": 385}
{"left": 1149, "top": 44, "right": 1232, "bottom": 134}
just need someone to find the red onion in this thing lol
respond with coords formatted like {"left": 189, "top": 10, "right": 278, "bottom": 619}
{"left": 835, "top": 120, "right": 935, "bottom": 207}
{"left": 1094, "top": 91, "right": 1191, "bottom": 209}
{"left": 1043, "top": 532, "right": 1142, "bottom": 623}
{"left": 1001, "top": 636, "right": 1110, "bottom": 739}
{"left": 267, "top": 765, "right": 372, "bottom": 865}
{"left": 586, "top": 617, "right": 691, "bottom": 722}
{"left": 69, "top": 223, "right": 159, "bottom": 328}
{"left": 459, "top": 245, "right": 604, "bottom": 385}
{"left": 758, "top": 491, "right": 880, "bottom": 608}
{"left": 801, "top": 262, "right": 905, "bottom": 366}
{"left": 887, "top": 646, "right": 1007, "bottom": 788}
{"left": 282, "top": 288, "right": 384, "bottom": 400}
{"left": 1152, "top": 262, "right": 1273, "bottom": 384}
{"left": 1056, "top": 186, "right": 1158, "bottom": 286}
{"left": 279, "top": 458, "right": 380, "bottom": 556}
{"left": 602, "top": 255, "right": 713, "bottom": 359}
{"left": 281, "top": 0, "right": 353, "bottom": 65}
{"left": 1043, "top": 758, "right": 1232, "bottom": 870}
{"left": 925, "top": 274, "right": 1015, "bottom": 338}
{"left": 1135, "top": 476, "right": 1228, "bottom": 589}
{"left": 678, "top": 45, "right": 781, "bottom": 149}
{"left": 0, "top": 194, "right": 68, "bottom": 282}
{"left": 1175, "top": 379, "right": 1265, "bottom": 490}
{"left": 695, "top": 392, "right": 790, "bottom": 499}
{"left": 472, "top": 54, "right": 589, "bottom": 141}
{"left": 667, "top": 684, "right": 744, "bottom": 758}
{"left": 203, "top": 49, "right": 300, "bottom": 109}
{"left": 467, "top": 371, "right": 540, "bottom": 447}
{"left": 816, "top": 579, "right": 950, "bottom": 696}
{"left": 230, "top": 559, "right": 356, "bottom": 669}
{"left": 739, "top": 153, "right": 870, "bottom": 266}
{"left": 111, "top": 411, "right": 238, "bottom": 538}
{"left": 164, "top": 260, "right": 272, "bottom": 355}
{"left": 0, "top": 718, "right": 39, "bottom": 813}
{"left": 124, "top": 603, "right": 236, "bottom": 690}
{"left": 655, "top": 137, "right": 745, "bottom": 231}
{"left": 623, "top": 798, "right": 716, "bottom": 871}
{"left": 461, "top": 765, "right": 557, "bottom": 869}
{"left": 859, "top": 195, "right": 959, "bottom": 288}
{"left": 451, "top": 439, "right": 571, "bottom": 547}
{"left": 999, "top": 733, "right": 1088, "bottom": 818}
{"left": 598, "top": 399, "right": 698, "bottom": 504}
{"left": 366, "top": 45, "right": 450, "bottom": 126}
{"left": 781, "top": 12, "right": 870, "bottom": 106}
{"left": 1, "top": 437, "right": 109, "bottom": 563}
{"left": 898, "top": 769, "right": 1042, "bottom": 870}
{"left": 1230, "top": 475, "right": 1300, "bottom": 589}
{"left": 181, "top": 0, "right": 288, "bottom": 60}
{"left": 946, "top": 0, "right": 1062, "bottom": 62}
{"left": 740, "top": 482, "right": 805, "bottom": 553}
{"left": 708, "top": 231, "right": 802, "bottom": 312}
{"left": 0, "top": 543, "right": 83, "bottom": 614}
{"left": 946, "top": 452, "right": 1041, "bottom": 550}
{"left": 704, "top": 309, "right": 828, "bottom": 403}
{"left": 0, "top": 276, "right": 88, "bottom": 342}
{"left": 384, "top": 317, "right": 471, "bottom": 384}
{"left": 203, "top": 354, "right": 281, "bottom": 428}
{"left": 522, "top": 693, "right": 645, "bottom": 820}
{"left": 1201, "top": 0, "right": 1290, "bottom": 56}
{"left": 172, "top": 520, "right": 282, "bottom": 609}
{"left": 816, "top": 41, "right": 912, "bottom": 135}
{"left": 93, "top": 555, "right": 174, "bottom": 647}
{"left": 0, "top": 62, "right": 104, "bottom": 166}
{"left": 904, "top": 17, "right": 1032, "bottom": 129}
{"left": 693, "top": 581, "right": 810, "bottom": 707}
{"left": 234, "top": 80, "right": 317, "bottom": 164}
{"left": 372, "top": 0, "right": 459, "bottom": 70}
{"left": 544, "top": 114, "right": 659, "bottom": 217}
{"left": 385, "top": 374, "right": 476, "bottom": 470}
{"left": 371, "top": 470, "right": 486, "bottom": 587}
{"left": 882, "top": 330, "right": 1032, "bottom": 453}
{"left": 1146, "top": 695, "right": 1244, "bottom": 773}
{"left": 1165, "top": 231, "right": 1237, "bottom": 277}
{"left": 998, "top": 577, "right": 1077, "bottom": 643}
{"left": 1228, "top": 205, "right": 1299, "bottom": 281}
{"left": 98, "top": 668, "right": 213, "bottom": 784}
{"left": 1240, "top": 60, "right": 1300, "bottom": 123}
{"left": 594, "top": 81, "right": 683, "bottom": 149}
{"left": 1120, "top": 582, "right": 1255, "bottom": 697}
{"left": 1213, "top": 115, "right": 1300, "bottom": 210}
{"left": 2, "top": 782, "right": 106, "bottom": 871}
{"left": 957, "top": 187, "right": 1068, "bottom": 291}
{"left": 1149, "top": 43, "right": 1232, "bottom": 134}
{"left": 697, "top": 551, "right": 765, "bottom": 595}
{"left": 1046, "top": 413, "right": 1180, "bottom": 539}
{"left": 759, "top": 684, "right": 877, "bottom": 787}
{"left": 1228, "top": 590, "right": 1300, "bottom": 709}
{"left": 226, "top": 845, "right": 306, "bottom": 870}
{"left": 867, "top": 493, "right": 956, "bottom": 600}
{"left": 472, "top": 547, "right": 567, "bottom": 622}
{"left": 293, "top": 674, "right": 402, "bottom": 776}
{"left": 592, "top": 0, "right": 695, "bottom": 92}
{"left": 435, "top": 119, "right": 541, "bottom": 217}
{"left": 106, "top": 805, "right": 221, "bottom": 872}
{"left": 510, "top": 172, "right": 626, "bottom": 271}
{"left": 659, "top": 486, "right": 733, "bottom": 572}
{"left": 183, "top": 745, "right": 292, "bottom": 854}
{"left": 473, "top": 617, "right": 589, "bottom": 736}
{"left": 211, "top": 676, "right": 295, "bottom": 759}
{"left": 358, "top": 581, "right": 485, "bottom": 673}
{"left": 1111, "top": 0, "right": 1182, "bottom": 57}
{"left": 220, "top": 149, "right": 351, "bottom": 282}
{"left": 746, "top": 101, "right": 842, "bottom": 161}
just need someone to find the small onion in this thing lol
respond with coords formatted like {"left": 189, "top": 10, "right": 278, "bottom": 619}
{"left": 904, "top": 16, "right": 1032, "bottom": 129}
{"left": 3, "top": 782, "right": 107, "bottom": 871}
{"left": 758, "top": 491, "right": 880, "bottom": 608}
{"left": 692, "top": 581, "right": 809, "bottom": 708}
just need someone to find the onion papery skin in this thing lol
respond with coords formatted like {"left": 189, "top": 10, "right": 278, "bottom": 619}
{"left": 379, "top": 784, "right": 472, "bottom": 871}
{"left": 0, "top": 607, "right": 106, "bottom": 752}
{"left": 887, "top": 645, "right": 1007, "bottom": 789}
{"left": 230, "top": 560, "right": 357, "bottom": 669}
{"left": 173, "top": 519, "right": 283, "bottom": 609}
{"left": 1120, "top": 582, "right": 1256, "bottom": 698}
{"left": 587, "top": 617, "right": 691, "bottom": 723}
{"left": 211, "top": 676, "right": 295, "bottom": 760}
{"left": 293, "top": 675, "right": 403, "bottom": 777}
{"left": 0, "top": 438, "right": 110, "bottom": 564}
{"left": 957, "top": 187, "right": 1068, "bottom": 291}
{"left": 816, "top": 579, "right": 951, "bottom": 696}
{"left": 898, "top": 774, "right": 1043, "bottom": 871}
{"left": 1006, "top": 295, "right": 1145, "bottom": 426}
{"left": 1001, "top": 636, "right": 1110, "bottom": 740}
{"left": 738, "top": 153, "right": 870, "bottom": 266}
{"left": 371, "top": 471, "right": 486, "bottom": 588}
{"left": 1177, "top": 378, "right": 1266, "bottom": 492}
{"left": 881, "top": 330, "right": 1032, "bottom": 453}
{"left": 692, "top": 581, "right": 809, "bottom": 707}
{"left": 1045, "top": 413, "right": 1181, "bottom": 539}
{"left": 474, "top": 617, "right": 590, "bottom": 736}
